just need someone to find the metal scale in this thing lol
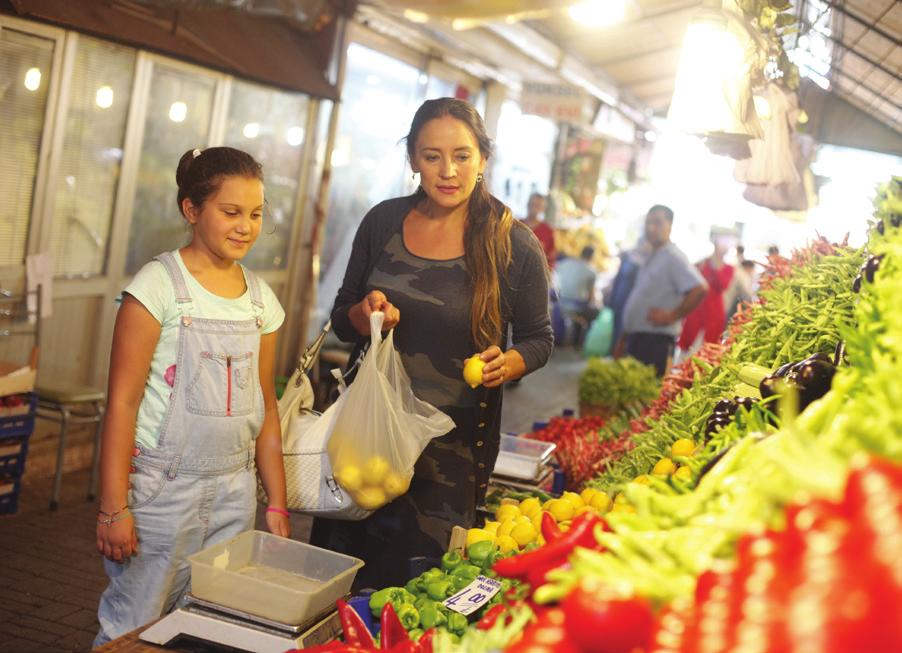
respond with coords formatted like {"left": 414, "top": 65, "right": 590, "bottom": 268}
{"left": 140, "top": 594, "right": 341, "bottom": 653}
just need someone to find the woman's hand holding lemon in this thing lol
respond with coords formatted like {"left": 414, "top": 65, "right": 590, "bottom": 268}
{"left": 463, "top": 346, "right": 527, "bottom": 388}
{"left": 349, "top": 289, "right": 400, "bottom": 335}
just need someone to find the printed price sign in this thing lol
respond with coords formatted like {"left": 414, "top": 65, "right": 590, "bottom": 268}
{"left": 442, "top": 575, "right": 502, "bottom": 616}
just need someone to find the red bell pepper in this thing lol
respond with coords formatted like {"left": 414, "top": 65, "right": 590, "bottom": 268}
{"left": 506, "top": 608, "right": 580, "bottom": 653}
{"left": 559, "top": 579, "right": 655, "bottom": 653}
{"left": 336, "top": 599, "right": 375, "bottom": 649}
{"left": 416, "top": 628, "right": 435, "bottom": 653}
{"left": 476, "top": 604, "right": 508, "bottom": 630}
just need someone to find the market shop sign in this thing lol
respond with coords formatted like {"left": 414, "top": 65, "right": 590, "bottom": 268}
{"left": 521, "top": 83, "right": 590, "bottom": 123}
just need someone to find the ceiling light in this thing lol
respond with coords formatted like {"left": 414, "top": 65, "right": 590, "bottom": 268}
{"left": 95, "top": 85, "right": 114, "bottom": 109}
{"left": 644, "top": 130, "right": 658, "bottom": 142}
{"left": 403, "top": 9, "right": 429, "bottom": 23}
{"left": 242, "top": 122, "right": 260, "bottom": 139}
{"left": 286, "top": 126, "right": 305, "bottom": 147}
{"left": 169, "top": 101, "right": 187, "bottom": 123}
{"left": 568, "top": 0, "right": 625, "bottom": 28}
{"left": 24, "top": 67, "right": 41, "bottom": 91}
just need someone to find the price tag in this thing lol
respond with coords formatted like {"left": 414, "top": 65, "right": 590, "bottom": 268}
{"left": 442, "top": 575, "right": 502, "bottom": 616}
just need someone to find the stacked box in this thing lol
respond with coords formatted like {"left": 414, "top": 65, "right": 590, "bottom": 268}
{"left": 0, "top": 393, "right": 36, "bottom": 514}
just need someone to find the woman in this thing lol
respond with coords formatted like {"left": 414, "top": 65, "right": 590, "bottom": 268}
{"left": 311, "top": 98, "right": 553, "bottom": 588}
{"left": 678, "top": 240, "right": 734, "bottom": 352}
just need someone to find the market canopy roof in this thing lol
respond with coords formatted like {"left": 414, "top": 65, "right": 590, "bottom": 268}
{"left": 0, "top": 0, "right": 356, "bottom": 100}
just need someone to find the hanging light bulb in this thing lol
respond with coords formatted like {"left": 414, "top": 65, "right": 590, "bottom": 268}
{"left": 667, "top": 3, "right": 762, "bottom": 149}
{"left": 24, "top": 67, "right": 42, "bottom": 91}
{"left": 169, "top": 101, "right": 187, "bottom": 123}
{"left": 95, "top": 85, "right": 114, "bottom": 109}
{"left": 242, "top": 122, "right": 260, "bottom": 139}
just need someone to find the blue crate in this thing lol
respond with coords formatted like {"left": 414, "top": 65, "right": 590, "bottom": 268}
{"left": 0, "top": 476, "right": 21, "bottom": 514}
{"left": 0, "top": 393, "right": 36, "bottom": 438}
{"left": 0, "top": 433, "right": 29, "bottom": 476}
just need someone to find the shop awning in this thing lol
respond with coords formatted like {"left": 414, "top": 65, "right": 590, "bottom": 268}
{"left": 1, "top": 0, "right": 355, "bottom": 100}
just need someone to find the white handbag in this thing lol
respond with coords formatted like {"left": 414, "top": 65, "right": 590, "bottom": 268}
{"left": 258, "top": 322, "right": 372, "bottom": 520}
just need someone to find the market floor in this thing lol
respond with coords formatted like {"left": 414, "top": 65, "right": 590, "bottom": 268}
{"left": 0, "top": 346, "right": 585, "bottom": 652}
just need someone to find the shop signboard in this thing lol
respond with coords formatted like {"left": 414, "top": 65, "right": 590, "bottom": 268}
{"left": 521, "top": 82, "right": 589, "bottom": 123}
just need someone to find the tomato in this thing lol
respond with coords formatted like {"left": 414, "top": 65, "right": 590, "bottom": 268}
{"left": 560, "top": 580, "right": 655, "bottom": 653}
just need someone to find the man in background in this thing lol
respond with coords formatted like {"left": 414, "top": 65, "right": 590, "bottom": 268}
{"left": 522, "top": 193, "right": 555, "bottom": 270}
{"left": 616, "top": 205, "right": 707, "bottom": 376}
{"left": 556, "top": 245, "right": 598, "bottom": 347}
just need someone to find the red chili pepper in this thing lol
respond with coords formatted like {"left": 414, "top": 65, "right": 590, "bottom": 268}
{"left": 336, "top": 599, "right": 375, "bottom": 649}
{"left": 559, "top": 580, "right": 655, "bottom": 653}
{"left": 416, "top": 629, "right": 435, "bottom": 653}
{"left": 379, "top": 603, "right": 410, "bottom": 650}
{"left": 493, "top": 512, "right": 604, "bottom": 581}
{"left": 540, "top": 511, "right": 562, "bottom": 543}
{"left": 476, "top": 604, "right": 508, "bottom": 630}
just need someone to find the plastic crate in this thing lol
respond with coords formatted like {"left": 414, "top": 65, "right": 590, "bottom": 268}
{"left": 0, "top": 393, "right": 36, "bottom": 438}
{"left": 0, "top": 476, "right": 21, "bottom": 514}
{"left": 0, "top": 432, "right": 30, "bottom": 476}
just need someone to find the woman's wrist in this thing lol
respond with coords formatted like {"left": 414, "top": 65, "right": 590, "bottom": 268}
{"left": 266, "top": 506, "right": 290, "bottom": 517}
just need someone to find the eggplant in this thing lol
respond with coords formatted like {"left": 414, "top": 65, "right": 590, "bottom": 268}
{"left": 853, "top": 274, "right": 862, "bottom": 293}
{"left": 877, "top": 219, "right": 885, "bottom": 235}
{"left": 864, "top": 254, "right": 884, "bottom": 283}
{"left": 833, "top": 340, "right": 847, "bottom": 367}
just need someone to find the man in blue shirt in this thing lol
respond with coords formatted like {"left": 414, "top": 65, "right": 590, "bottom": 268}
{"left": 616, "top": 205, "right": 707, "bottom": 375}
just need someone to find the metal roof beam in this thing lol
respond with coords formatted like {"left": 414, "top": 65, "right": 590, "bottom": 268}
{"left": 803, "top": 20, "right": 902, "bottom": 84}
{"left": 822, "top": 0, "right": 901, "bottom": 48}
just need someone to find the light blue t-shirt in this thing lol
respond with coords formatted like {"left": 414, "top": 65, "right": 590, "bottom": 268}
{"left": 556, "top": 257, "right": 597, "bottom": 306}
{"left": 622, "top": 242, "right": 704, "bottom": 337}
{"left": 123, "top": 251, "right": 285, "bottom": 449}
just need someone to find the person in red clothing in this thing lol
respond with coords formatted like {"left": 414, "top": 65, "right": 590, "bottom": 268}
{"left": 522, "top": 192, "right": 555, "bottom": 269}
{"left": 678, "top": 239, "right": 734, "bottom": 352}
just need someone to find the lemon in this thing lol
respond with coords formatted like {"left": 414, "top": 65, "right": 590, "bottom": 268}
{"left": 546, "top": 499, "right": 575, "bottom": 523}
{"left": 354, "top": 486, "right": 387, "bottom": 510}
{"left": 483, "top": 520, "right": 500, "bottom": 535}
{"left": 632, "top": 474, "right": 652, "bottom": 485}
{"left": 673, "top": 466, "right": 693, "bottom": 482}
{"left": 362, "top": 456, "right": 391, "bottom": 485}
{"left": 559, "top": 521, "right": 571, "bottom": 532}
{"left": 531, "top": 511, "right": 543, "bottom": 532}
{"left": 463, "top": 355, "right": 486, "bottom": 388}
{"left": 495, "top": 504, "right": 521, "bottom": 523}
{"left": 519, "top": 497, "right": 541, "bottom": 517}
{"left": 590, "top": 492, "right": 612, "bottom": 512}
{"left": 515, "top": 515, "right": 532, "bottom": 526}
{"left": 497, "top": 518, "right": 517, "bottom": 538}
{"left": 614, "top": 492, "right": 629, "bottom": 505}
{"left": 510, "top": 522, "right": 537, "bottom": 548}
{"left": 334, "top": 465, "right": 363, "bottom": 492}
{"left": 466, "top": 528, "right": 494, "bottom": 547}
{"left": 383, "top": 471, "right": 410, "bottom": 498}
{"left": 496, "top": 535, "right": 518, "bottom": 553}
{"left": 562, "top": 491, "right": 585, "bottom": 509}
{"left": 575, "top": 505, "right": 595, "bottom": 517}
{"left": 652, "top": 458, "right": 677, "bottom": 477}
{"left": 671, "top": 439, "right": 696, "bottom": 458}
{"left": 580, "top": 487, "right": 598, "bottom": 505}
{"left": 612, "top": 503, "right": 636, "bottom": 514}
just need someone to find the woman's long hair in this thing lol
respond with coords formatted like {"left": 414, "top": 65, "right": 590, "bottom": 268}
{"left": 405, "top": 98, "right": 513, "bottom": 350}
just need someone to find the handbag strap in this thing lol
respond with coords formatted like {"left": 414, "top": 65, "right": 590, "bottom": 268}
{"left": 294, "top": 320, "right": 331, "bottom": 382}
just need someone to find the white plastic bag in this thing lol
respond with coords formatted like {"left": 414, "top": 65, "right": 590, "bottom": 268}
{"left": 326, "top": 311, "right": 454, "bottom": 511}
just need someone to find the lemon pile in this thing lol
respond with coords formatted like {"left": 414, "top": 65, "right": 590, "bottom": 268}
{"left": 333, "top": 455, "right": 411, "bottom": 511}
{"left": 611, "top": 438, "right": 698, "bottom": 514}
{"left": 466, "top": 489, "right": 613, "bottom": 554}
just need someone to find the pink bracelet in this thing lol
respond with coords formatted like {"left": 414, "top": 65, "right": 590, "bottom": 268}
{"left": 266, "top": 506, "right": 290, "bottom": 518}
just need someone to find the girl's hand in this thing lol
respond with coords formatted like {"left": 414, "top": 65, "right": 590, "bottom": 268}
{"left": 96, "top": 511, "right": 139, "bottom": 563}
{"left": 265, "top": 509, "right": 291, "bottom": 538}
{"left": 479, "top": 346, "right": 526, "bottom": 388}
{"left": 352, "top": 290, "right": 400, "bottom": 334}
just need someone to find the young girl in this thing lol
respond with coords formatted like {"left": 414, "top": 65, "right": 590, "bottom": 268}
{"left": 93, "top": 147, "right": 290, "bottom": 645}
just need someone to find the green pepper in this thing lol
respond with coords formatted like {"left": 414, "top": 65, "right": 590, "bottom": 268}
{"left": 466, "top": 540, "right": 495, "bottom": 567}
{"left": 369, "top": 587, "right": 406, "bottom": 616}
{"left": 446, "top": 611, "right": 468, "bottom": 636}
{"left": 396, "top": 603, "right": 420, "bottom": 630}
{"left": 441, "top": 550, "right": 463, "bottom": 572}
{"left": 426, "top": 578, "right": 453, "bottom": 601}
{"left": 451, "top": 564, "right": 481, "bottom": 581}
{"left": 405, "top": 578, "right": 420, "bottom": 597}
{"left": 408, "top": 629, "right": 424, "bottom": 642}
{"left": 451, "top": 574, "right": 472, "bottom": 592}
{"left": 415, "top": 567, "right": 445, "bottom": 592}
{"left": 481, "top": 550, "right": 503, "bottom": 572}
{"left": 418, "top": 601, "right": 447, "bottom": 629}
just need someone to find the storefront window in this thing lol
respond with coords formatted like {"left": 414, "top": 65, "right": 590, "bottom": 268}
{"left": 315, "top": 43, "right": 424, "bottom": 326}
{"left": 126, "top": 64, "right": 216, "bottom": 274}
{"left": 223, "top": 80, "right": 309, "bottom": 270}
{"left": 492, "top": 100, "right": 557, "bottom": 219}
{"left": 0, "top": 28, "right": 54, "bottom": 267}
{"left": 48, "top": 37, "right": 135, "bottom": 277}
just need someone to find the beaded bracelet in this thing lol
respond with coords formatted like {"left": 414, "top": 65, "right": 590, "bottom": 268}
{"left": 266, "top": 506, "right": 290, "bottom": 518}
{"left": 97, "top": 506, "right": 130, "bottom": 526}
